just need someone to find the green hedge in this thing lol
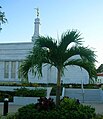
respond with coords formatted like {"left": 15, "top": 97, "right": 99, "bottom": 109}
{"left": 0, "top": 91, "right": 14, "bottom": 102}
{"left": 0, "top": 88, "right": 47, "bottom": 102}
{"left": 14, "top": 87, "right": 47, "bottom": 97}
{"left": 3, "top": 113, "right": 103, "bottom": 119}
{"left": 16, "top": 97, "right": 96, "bottom": 119}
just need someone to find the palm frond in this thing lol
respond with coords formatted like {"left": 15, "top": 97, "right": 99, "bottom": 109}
{"left": 64, "top": 46, "right": 97, "bottom": 64}
{"left": 35, "top": 36, "right": 57, "bottom": 50}
{"left": 19, "top": 55, "right": 32, "bottom": 78}
{"left": 64, "top": 59, "right": 97, "bottom": 79}
{"left": 77, "top": 46, "right": 97, "bottom": 63}
{"left": 20, "top": 46, "right": 51, "bottom": 78}
{"left": 59, "top": 30, "right": 83, "bottom": 51}
{"left": 34, "top": 36, "right": 62, "bottom": 67}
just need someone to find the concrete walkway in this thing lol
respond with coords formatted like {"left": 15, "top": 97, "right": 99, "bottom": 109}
{"left": 0, "top": 103, "right": 103, "bottom": 116}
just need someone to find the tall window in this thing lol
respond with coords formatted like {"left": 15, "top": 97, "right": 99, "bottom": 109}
{"left": 11, "top": 61, "right": 16, "bottom": 78}
{"left": 4, "top": 61, "right": 9, "bottom": 78}
{"left": 18, "top": 61, "right": 22, "bottom": 79}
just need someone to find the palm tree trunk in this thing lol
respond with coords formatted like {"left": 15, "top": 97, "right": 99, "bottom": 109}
{"left": 56, "top": 68, "right": 62, "bottom": 107}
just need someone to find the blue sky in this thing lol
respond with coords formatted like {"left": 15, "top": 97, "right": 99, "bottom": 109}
{"left": 0, "top": 0, "right": 103, "bottom": 67}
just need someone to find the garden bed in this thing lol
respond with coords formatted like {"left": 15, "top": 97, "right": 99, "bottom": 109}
{"left": 0, "top": 86, "right": 50, "bottom": 105}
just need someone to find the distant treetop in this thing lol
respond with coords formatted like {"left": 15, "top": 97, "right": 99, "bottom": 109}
{"left": 97, "top": 64, "right": 103, "bottom": 73}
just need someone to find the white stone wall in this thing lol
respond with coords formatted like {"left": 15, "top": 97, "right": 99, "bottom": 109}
{"left": 0, "top": 42, "right": 33, "bottom": 82}
{"left": 0, "top": 42, "right": 89, "bottom": 84}
{"left": 63, "top": 66, "right": 89, "bottom": 84}
{"left": 0, "top": 42, "right": 33, "bottom": 60}
{"left": 28, "top": 65, "right": 89, "bottom": 84}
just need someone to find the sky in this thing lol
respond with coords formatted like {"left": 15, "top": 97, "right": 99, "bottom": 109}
{"left": 0, "top": 0, "right": 103, "bottom": 67}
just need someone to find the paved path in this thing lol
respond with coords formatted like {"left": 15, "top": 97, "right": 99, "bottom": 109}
{"left": 0, "top": 103, "right": 103, "bottom": 116}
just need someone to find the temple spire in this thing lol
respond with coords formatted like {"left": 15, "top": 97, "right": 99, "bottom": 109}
{"left": 32, "top": 8, "right": 40, "bottom": 42}
{"left": 35, "top": 8, "right": 39, "bottom": 18}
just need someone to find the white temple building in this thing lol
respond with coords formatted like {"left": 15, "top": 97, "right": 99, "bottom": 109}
{"left": 0, "top": 11, "right": 89, "bottom": 84}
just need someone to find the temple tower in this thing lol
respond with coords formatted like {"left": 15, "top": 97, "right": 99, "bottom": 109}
{"left": 32, "top": 8, "right": 40, "bottom": 42}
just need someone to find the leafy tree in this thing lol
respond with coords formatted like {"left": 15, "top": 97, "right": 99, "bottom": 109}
{"left": 97, "top": 64, "right": 103, "bottom": 73}
{"left": 20, "top": 30, "right": 97, "bottom": 106}
{"left": 0, "top": 6, "right": 7, "bottom": 31}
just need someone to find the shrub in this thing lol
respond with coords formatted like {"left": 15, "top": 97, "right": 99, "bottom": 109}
{"left": 0, "top": 91, "right": 14, "bottom": 102}
{"left": 14, "top": 87, "right": 46, "bottom": 97}
{"left": 2, "top": 112, "right": 19, "bottom": 119}
{"left": 18, "top": 103, "right": 59, "bottom": 119}
{"left": 16, "top": 97, "right": 96, "bottom": 119}
{"left": 35, "top": 97, "right": 55, "bottom": 111}
{"left": 0, "top": 88, "right": 47, "bottom": 102}
{"left": 22, "top": 82, "right": 39, "bottom": 87}
{"left": 18, "top": 104, "right": 37, "bottom": 119}
{"left": 92, "top": 114, "right": 103, "bottom": 119}
{"left": 59, "top": 97, "right": 96, "bottom": 119}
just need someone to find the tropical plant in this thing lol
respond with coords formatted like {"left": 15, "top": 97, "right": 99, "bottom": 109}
{"left": 35, "top": 97, "right": 55, "bottom": 111}
{"left": 17, "top": 97, "right": 96, "bottom": 119}
{"left": 0, "top": 6, "right": 7, "bottom": 31}
{"left": 97, "top": 64, "right": 103, "bottom": 73}
{"left": 20, "top": 30, "right": 97, "bottom": 106}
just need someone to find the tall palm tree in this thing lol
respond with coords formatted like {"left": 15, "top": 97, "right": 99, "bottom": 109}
{"left": 20, "top": 30, "right": 97, "bottom": 106}
{"left": 0, "top": 6, "right": 7, "bottom": 31}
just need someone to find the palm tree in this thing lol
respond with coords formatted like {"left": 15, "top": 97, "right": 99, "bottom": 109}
{"left": 0, "top": 6, "right": 7, "bottom": 31}
{"left": 20, "top": 30, "right": 97, "bottom": 106}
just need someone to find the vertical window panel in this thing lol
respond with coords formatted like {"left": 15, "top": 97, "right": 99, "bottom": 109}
{"left": 11, "top": 61, "right": 16, "bottom": 78}
{"left": 4, "top": 61, "right": 9, "bottom": 78}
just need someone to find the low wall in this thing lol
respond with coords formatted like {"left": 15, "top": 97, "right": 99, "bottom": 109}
{"left": 0, "top": 86, "right": 46, "bottom": 91}
{"left": 13, "top": 96, "right": 39, "bottom": 105}
{"left": 0, "top": 86, "right": 52, "bottom": 105}
{"left": 64, "top": 88, "right": 103, "bottom": 103}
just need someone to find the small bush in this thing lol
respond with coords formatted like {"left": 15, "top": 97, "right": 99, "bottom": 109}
{"left": 0, "top": 88, "right": 47, "bottom": 102}
{"left": 14, "top": 87, "right": 46, "bottom": 97}
{"left": 92, "top": 114, "right": 103, "bottom": 119}
{"left": 2, "top": 112, "right": 19, "bottom": 119}
{"left": 59, "top": 97, "right": 96, "bottom": 119}
{"left": 18, "top": 104, "right": 37, "bottom": 119}
{"left": 0, "top": 91, "right": 14, "bottom": 102}
{"left": 35, "top": 97, "right": 55, "bottom": 111}
{"left": 22, "top": 82, "right": 39, "bottom": 87}
{"left": 18, "top": 103, "right": 59, "bottom": 119}
{"left": 17, "top": 97, "right": 96, "bottom": 119}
